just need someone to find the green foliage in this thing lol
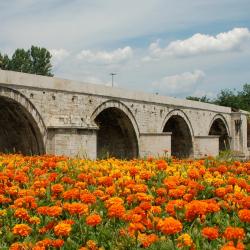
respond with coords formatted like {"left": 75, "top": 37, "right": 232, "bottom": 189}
{"left": 186, "top": 83, "right": 250, "bottom": 112}
{"left": 186, "top": 95, "right": 211, "bottom": 103}
{"left": 0, "top": 46, "right": 53, "bottom": 76}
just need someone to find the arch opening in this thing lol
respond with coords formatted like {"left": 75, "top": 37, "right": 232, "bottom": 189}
{"left": 94, "top": 107, "right": 138, "bottom": 159}
{"left": 0, "top": 96, "right": 45, "bottom": 155}
{"left": 163, "top": 115, "right": 193, "bottom": 158}
{"left": 209, "top": 118, "right": 230, "bottom": 151}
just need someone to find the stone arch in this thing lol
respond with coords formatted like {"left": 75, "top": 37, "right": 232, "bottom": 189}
{"left": 0, "top": 86, "right": 46, "bottom": 155}
{"left": 162, "top": 109, "right": 194, "bottom": 158}
{"left": 247, "top": 118, "right": 250, "bottom": 148}
{"left": 209, "top": 114, "right": 230, "bottom": 151}
{"left": 91, "top": 100, "right": 139, "bottom": 159}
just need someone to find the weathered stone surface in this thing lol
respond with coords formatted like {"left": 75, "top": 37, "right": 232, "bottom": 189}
{"left": 0, "top": 70, "right": 249, "bottom": 159}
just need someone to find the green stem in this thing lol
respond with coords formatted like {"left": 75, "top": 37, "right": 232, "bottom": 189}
{"left": 171, "top": 235, "right": 177, "bottom": 250}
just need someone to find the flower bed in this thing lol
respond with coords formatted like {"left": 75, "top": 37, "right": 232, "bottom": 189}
{"left": 0, "top": 154, "right": 249, "bottom": 249}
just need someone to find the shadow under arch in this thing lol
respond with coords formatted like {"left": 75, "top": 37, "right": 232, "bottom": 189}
{"left": 162, "top": 109, "right": 194, "bottom": 158}
{"left": 91, "top": 100, "right": 139, "bottom": 159}
{"left": 0, "top": 86, "right": 46, "bottom": 155}
{"left": 208, "top": 114, "right": 230, "bottom": 151}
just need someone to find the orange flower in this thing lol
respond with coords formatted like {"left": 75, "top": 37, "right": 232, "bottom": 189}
{"left": 128, "top": 222, "right": 145, "bottom": 235}
{"left": 12, "top": 224, "right": 32, "bottom": 237}
{"left": 202, "top": 227, "right": 219, "bottom": 240}
{"left": 80, "top": 192, "right": 96, "bottom": 204}
{"left": 51, "top": 184, "right": 64, "bottom": 194}
{"left": 10, "top": 242, "right": 32, "bottom": 250}
{"left": 138, "top": 233, "right": 158, "bottom": 248}
{"left": 86, "top": 214, "right": 102, "bottom": 227}
{"left": 63, "top": 203, "right": 88, "bottom": 215}
{"left": 224, "top": 227, "right": 245, "bottom": 241}
{"left": 238, "top": 209, "right": 250, "bottom": 223}
{"left": 54, "top": 222, "right": 72, "bottom": 237}
{"left": 157, "top": 217, "right": 182, "bottom": 235}
{"left": 185, "top": 200, "right": 208, "bottom": 221}
{"left": 14, "top": 208, "right": 29, "bottom": 221}
{"left": 47, "top": 206, "right": 62, "bottom": 217}
{"left": 165, "top": 199, "right": 186, "bottom": 217}
{"left": 215, "top": 187, "right": 227, "bottom": 198}
{"left": 29, "top": 216, "right": 41, "bottom": 225}
{"left": 177, "top": 233, "right": 194, "bottom": 248}
{"left": 108, "top": 204, "right": 126, "bottom": 218}
{"left": 188, "top": 169, "right": 199, "bottom": 179}
{"left": 86, "top": 240, "right": 98, "bottom": 250}
{"left": 51, "top": 239, "right": 65, "bottom": 248}
{"left": 37, "top": 206, "right": 62, "bottom": 217}
{"left": 139, "top": 201, "right": 151, "bottom": 211}
{"left": 221, "top": 240, "right": 245, "bottom": 250}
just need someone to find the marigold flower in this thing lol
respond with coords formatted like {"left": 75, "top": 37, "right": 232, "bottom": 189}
{"left": 177, "top": 233, "right": 193, "bottom": 248}
{"left": 10, "top": 242, "right": 32, "bottom": 250}
{"left": 12, "top": 224, "right": 32, "bottom": 237}
{"left": 14, "top": 208, "right": 29, "bottom": 221}
{"left": 0, "top": 209, "right": 7, "bottom": 216}
{"left": 157, "top": 217, "right": 183, "bottom": 235}
{"left": 139, "top": 201, "right": 151, "bottom": 211}
{"left": 63, "top": 202, "right": 88, "bottom": 215}
{"left": 86, "top": 240, "right": 98, "bottom": 250}
{"left": 215, "top": 187, "right": 227, "bottom": 198}
{"left": 156, "top": 188, "right": 167, "bottom": 196}
{"left": 169, "top": 188, "right": 185, "bottom": 198}
{"left": 80, "top": 192, "right": 96, "bottom": 204}
{"left": 188, "top": 169, "right": 199, "bottom": 179}
{"left": 51, "top": 184, "right": 64, "bottom": 194}
{"left": 221, "top": 240, "right": 245, "bottom": 250}
{"left": 238, "top": 209, "right": 250, "bottom": 223}
{"left": 29, "top": 216, "right": 41, "bottom": 225}
{"left": 54, "top": 222, "right": 72, "bottom": 237}
{"left": 62, "top": 188, "right": 80, "bottom": 200}
{"left": 185, "top": 200, "right": 208, "bottom": 221}
{"left": 224, "top": 227, "right": 245, "bottom": 240}
{"left": 51, "top": 239, "right": 65, "bottom": 248}
{"left": 202, "top": 227, "right": 219, "bottom": 240}
{"left": 157, "top": 160, "right": 167, "bottom": 170}
{"left": 165, "top": 199, "right": 186, "bottom": 217}
{"left": 108, "top": 204, "right": 126, "bottom": 218}
{"left": 150, "top": 206, "right": 162, "bottom": 214}
{"left": 105, "top": 197, "right": 124, "bottom": 208}
{"left": 138, "top": 233, "right": 158, "bottom": 248}
{"left": 86, "top": 214, "right": 102, "bottom": 226}
{"left": 128, "top": 222, "right": 145, "bottom": 235}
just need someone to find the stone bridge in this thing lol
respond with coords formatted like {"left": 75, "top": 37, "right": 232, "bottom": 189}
{"left": 0, "top": 70, "right": 249, "bottom": 159}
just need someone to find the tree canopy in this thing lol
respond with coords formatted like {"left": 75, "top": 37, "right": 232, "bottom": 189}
{"left": 0, "top": 46, "right": 53, "bottom": 76}
{"left": 186, "top": 83, "right": 250, "bottom": 112}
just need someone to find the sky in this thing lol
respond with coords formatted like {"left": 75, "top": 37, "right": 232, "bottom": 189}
{"left": 0, "top": 0, "right": 250, "bottom": 98}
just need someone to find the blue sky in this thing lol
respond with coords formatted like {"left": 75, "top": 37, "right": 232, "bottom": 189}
{"left": 1, "top": 0, "right": 250, "bottom": 98}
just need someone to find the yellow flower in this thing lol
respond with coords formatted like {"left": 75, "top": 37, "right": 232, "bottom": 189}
{"left": 0, "top": 209, "right": 7, "bottom": 216}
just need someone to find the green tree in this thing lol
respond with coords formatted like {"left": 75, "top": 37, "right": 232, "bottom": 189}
{"left": 214, "top": 89, "right": 241, "bottom": 110}
{"left": 186, "top": 84, "right": 250, "bottom": 112}
{"left": 9, "top": 49, "right": 32, "bottom": 73}
{"left": 0, "top": 46, "right": 53, "bottom": 76}
{"left": 238, "top": 84, "right": 250, "bottom": 112}
{"left": 0, "top": 53, "right": 10, "bottom": 70}
{"left": 186, "top": 95, "right": 211, "bottom": 103}
{"left": 30, "top": 46, "right": 53, "bottom": 76}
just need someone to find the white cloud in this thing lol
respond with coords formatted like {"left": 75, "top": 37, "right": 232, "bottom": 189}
{"left": 76, "top": 46, "right": 133, "bottom": 64}
{"left": 149, "top": 28, "right": 250, "bottom": 58}
{"left": 152, "top": 70, "right": 205, "bottom": 95}
{"left": 49, "top": 49, "right": 70, "bottom": 63}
